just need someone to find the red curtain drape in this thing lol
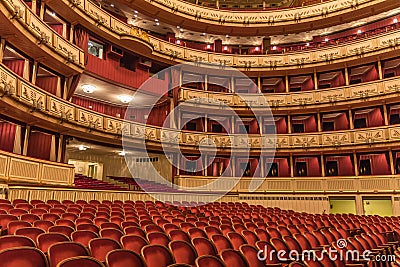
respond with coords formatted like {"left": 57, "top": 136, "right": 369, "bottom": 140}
{"left": 265, "top": 158, "right": 290, "bottom": 177}
{"left": 274, "top": 118, "right": 287, "bottom": 134}
{"left": 326, "top": 156, "right": 355, "bottom": 176}
{"left": 72, "top": 96, "right": 127, "bottom": 118}
{"left": 147, "top": 103, "right": 169, "bottom": 127}
{"left": 360, "top": 154, "right": 390, "bottom": 175}
{"left": 295, "top": 157, "right": 321, "bottom": 177}
{"left": 50, "top": 24, "right": 63, "bottom": 35}
{"left": 354, "top": 108, "right": 383, "bottom": 128}
{"left": 3, "top": 59, "right": 25, "bottom": 77}
{"left": 27, "top": 131, "right": 52, "bottom": 160}
{"left": 292, "top": 116, "right": 317, "bottom": 132}
{"left": 66, "top": 26, "right": 89, "bottom": 100}
{"left": 36, "top": 76, "right": 59, "bottom": 95}
{"left": 0, "top": 121, "right": 16, "bottom": 152}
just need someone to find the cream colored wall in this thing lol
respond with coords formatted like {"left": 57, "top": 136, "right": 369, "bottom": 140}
{"left": 65, "top": 151, "right": 172, "bottom": 182}
{"left": 363, "top": 198, "right": 393, "bottom": 216}
{"left": 329, "top": 199, "right": 357, "bottom": 214}
{"left": 68, "top": 160, "right": 104, "bottom": 180}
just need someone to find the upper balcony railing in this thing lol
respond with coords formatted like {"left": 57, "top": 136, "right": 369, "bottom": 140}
{"left": 178, "top": 76, "right": 400, "bottom": 111}
{"left": 0, "top": 0, "right": 85, "bottom": 71}
{"left": 110, "top": 0, "right": 398, "bottom": 35}
{"left": 2, "top": 63, "right": 400, "bottom": 153}
{"left": 0, "top": 150, "right": 74, "bottom": 186}
{"left": 48, "top": 0, "right": 400, "bottom": 72}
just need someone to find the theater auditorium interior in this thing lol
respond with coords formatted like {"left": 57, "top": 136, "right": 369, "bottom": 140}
{"left": 2, "top": 0, "right": 400, "bottom": 266}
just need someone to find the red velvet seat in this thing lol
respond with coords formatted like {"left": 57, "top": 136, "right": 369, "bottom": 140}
{"left": 37, "top": 232, "right": 70, "bottom": 253}
{"left": 48, "top": 241, "right": 89, "bottom": 267}
{"left": 220, "top": 249, "right": 250, "bottom": 267}
{"left": 121, "top": 235, "right": 148, "bottom": 254}
{"left": 147, "top": 231, "right": 170, "bottom": 246}
{"left": 106, "top": 249, "right": 145, "bottom": 267}
{"left": 89, "top": 238, "right": 121, "bottom": 262}
{"left": 211, "top": 234, "right": 233, "bottom": 253}
{"left": 227, "top": 232, "right": 247, "bottom": 250}
{"left": 192, "top": 237, "right": 217, "bottom": 257}
{"left": 169, "top": 229, "right": 191, "bottom": 243}
{"left": 0, "top": 235, "right": 36, "bottom": 250}
{"left": 169, "top": 240, "right": 198, "bottom": 266}
{"left": 57, "top": 256, "right": 105, "bottom": 267}
{"left": 7, "top": 220, "right": 31, "bottom": 235}
{"left": 99, "top": 228, "right": 123, "bottom": 243}
{"left": 195, "top": 255, "right": 226, "bottom": 267}
{"left": 141, "top": 244, "right": 175, "bottom": 267}
{"left": 0, "top": 247, "right": 48, "bottom": 267}
{"left": 72, "top": 230, "right": 99, "bottom": 247}
{"left": 15, "top": 227, "right": 45, "bottom": 244}
{"left": 239, "top": 244, "right": 265, "bottom": 267}
{"left": 77, "top": 223, "right": 99, "bottom": 234}
{"left": 48, "top": 225, "right": 75, "bottom": 238}
{"left": 33, "top": 220, "right": 54, "bottom": 231}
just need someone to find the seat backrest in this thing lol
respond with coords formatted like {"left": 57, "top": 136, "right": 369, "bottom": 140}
{"left": 227, "top": 232, "right": 247, "bottom": 250}
{"left": 57, "top": 256, "right": 105, "bottom": 267}
{"left": 147, "top": 232, "right": 170, "bottom": 246}
{"left": 106, "top": 249, "right": 145, "bottom": 267}
{"left": 76, "top": 223, "right": 99, "bottom": 234}
{"left": 192, "top": 237, "right": 217, "bottom": 257}
{"left": 121, "top": 235, "right": 148, "bottom": 254}
{"left": 48, "top": 225, "right": 75, "bottom": 238}
{"left": 37, "top": 232, "right": 70, "bottom": 253}
{"left": 0, "top": 247, "right": 48, "bottom": 267}
{"left": 0, "top": 214, "right": 18, "bottom": 230}
{"left": 239, "top": 245, "right": 265, "bottom": 267}
{"left": 141, "top": 244, "right": 175, "bottom": 267}
{"left": 188, "top": 228, "right": 207, "bottom": 239}
{"left": 99, "top": 228, "right": 124, "bottom": 242}
{"left": 195, "top": 255, "right": 226, "bottom": 267}
{"left": 124, "top": 226, "right": 146, "bottom": 237}
{"left": 241, "top": 230, "right": 259, "bottom": 246}
{"left": 169, "top": 240, "right": 198, "bottom": 266}
{"left": 211, "top": 234, "right": 233, "bottom": 253}
{"left": 71, "top": 230, "right": 99, "bottom": 247}
{"left": 48, "top": 241, "right": 88, "bottom": 267}
{"left": 15, "top": 227, "right": 45, "bottom": 244}
{"left": 0, "top": 235, "right": 36, "bottom": 250}
{"left": 89, "top": 238, "right": 121, "bottom": 262}
{"left": 220, "top": 249, "right": 250, "bottom": 267}
{"left": 7, "top": 221, "right": 31, "bottom": 235}
{"left": 169, "top": 229, "right": 191, "bottom": 243}
{"left": 255, "top": 241, "right": 279, "bottom": 264}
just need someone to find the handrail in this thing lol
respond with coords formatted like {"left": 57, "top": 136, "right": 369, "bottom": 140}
{"left": 0, "top": 0, "right": 85, "bottom": 68}
{"left": 175, "top": 174, "right": 400, "bottom": 193}
{"left": 2, "top": 63, "right": 400, "bottom": 152}
{"left": 178, "top": 76, "right": 400, "bottom": 109}
{"left": 0, "top": 149, "right": 74, "bottom": 186}
{"left": 47, "top": 0, "right": 400, "bottom": 71}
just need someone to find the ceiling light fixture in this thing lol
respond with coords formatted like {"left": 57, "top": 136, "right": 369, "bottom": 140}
{"left": 176, "top": 40, "right": 181, "bottom": 44}
{"left": 324, "top": 38, "right": 329, "bottom": 42}
{"left": 305, "top": 42, "right": 310, "bottom": 47}
{"left": 118, "top": 151, "right": 126, "bottom": 156}
{"left": 82, "top": 84, "right": 96, "bottom": 94}
{"left": 272, "top": 46, "right": 277, "bottom": 50}
{"left": 357, "top": 29, "right": 362, "bottom": 34}
{"left": 78, "top": 145, "right": 88, "bottom": 151}
{"left": 394, "top": 18, "right": 398, "bottom": 23}
{"left": 206, "top": 44, "right": 211, "bottom": 49}
{"left": 118, "top": 95, "right": 133, "bottom": 103}
{"left": 134, "top": 10, "right": 138, "bottom": 13}
{"left": 223, "top": 46, "right": 228, "bottom": 51}
{"left": 255, "top": 47, "right": 260, "bottom": 51}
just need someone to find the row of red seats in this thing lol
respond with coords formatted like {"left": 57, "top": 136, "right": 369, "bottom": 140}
{"left": 0, "top": 198, "right": 399, "bottom": 267}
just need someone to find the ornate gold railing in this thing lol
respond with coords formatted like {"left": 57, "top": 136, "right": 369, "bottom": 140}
{"left": 117, "top": 0, "right": 380, "bottom": 26}
{"left": 175, "top": 174, "right": 400, "bottom": 193}
{"left": 0, "top": 0, "right": 85, "bottom": 68}
{"left": 0, "top": 150, "right": 74, "bottom": 186}
{"left": 47, "top": 0, "right": 400, "bottom": 71}
{"left": 2, "top": 63, "right": 400, "bottom": 152}
{"left": 178, "top": 76, "right": 400, "bottom": 109}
